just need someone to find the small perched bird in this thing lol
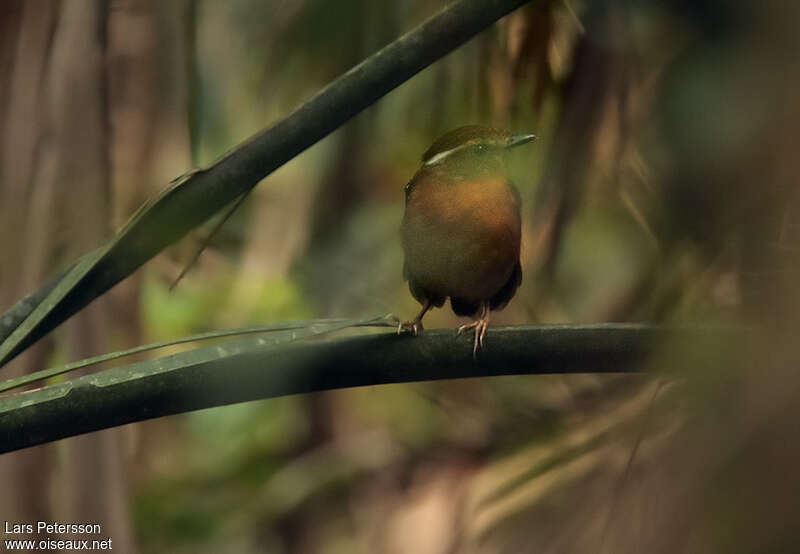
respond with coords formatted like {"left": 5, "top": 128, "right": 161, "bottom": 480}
{"left": 399, "top": 125, "right": 536, "bottom": 355}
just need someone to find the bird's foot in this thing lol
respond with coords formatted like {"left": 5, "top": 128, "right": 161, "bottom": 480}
{"left": 388, "top": 314, "right": 424, "bottom": 336}
{"left": 457, "top": 319, "right": 488, "bottom": 357}
{"left": 391, "top": 301, "right": 431, "bottom": 337}
{"left": 457, "top": 303, "right": 490, "bottom": 358}
{"left": 456, "top": 318, "right": 489, "bottom": 358}
{"left": 397, "top": 319, "right": 424, "bottom": 336}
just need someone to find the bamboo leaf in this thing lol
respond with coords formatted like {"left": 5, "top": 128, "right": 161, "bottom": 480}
{"left": 0, "top": 324, "right": 661, "bottom": 454}
{"left": 0, "top": 248, "right": 105, "bottom": 367}
{"left": 0, "top": 316, "right": 393, "bottom": 393}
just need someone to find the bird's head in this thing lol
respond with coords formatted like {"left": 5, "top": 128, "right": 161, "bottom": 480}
{"left": 421, "top": 125, "right": 536, "bottom": 175}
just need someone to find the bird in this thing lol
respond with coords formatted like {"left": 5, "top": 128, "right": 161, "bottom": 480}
{"left": 398, "top": 125, "right": 536, "bottom": 356}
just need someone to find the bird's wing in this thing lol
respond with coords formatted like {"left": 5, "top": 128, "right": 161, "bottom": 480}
{"left": 489, "top": 261, "right": 522, "bottom": 311}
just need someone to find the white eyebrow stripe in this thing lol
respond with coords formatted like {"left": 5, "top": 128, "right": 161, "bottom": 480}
{"left": 423, "top": 144, "right": 470, "bottom": 166}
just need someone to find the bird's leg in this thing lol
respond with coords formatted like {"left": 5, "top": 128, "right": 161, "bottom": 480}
{"left": 457, "top": 301, "right": 491, "bottom": 357}
{"left": 397, "top": 299, "right": 432, "bottom": 336}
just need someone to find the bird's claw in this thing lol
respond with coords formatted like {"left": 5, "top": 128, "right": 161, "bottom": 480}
{"left": 456, "top": 321, "right": 477, "bottom": 336}
{"left": 390, "top": 302, "right": 431, "bottom": 337}
{"left": 397, "top": 320, "right": 423, "bottom": 336}
{"left": 457, "top": 321, "right": 487, "bottom": 357}
{"left": 390, "top": 314, "right": 423, "bottom": 336}
{"left": 457, "top": 305, "right": 490, "bottom": 359}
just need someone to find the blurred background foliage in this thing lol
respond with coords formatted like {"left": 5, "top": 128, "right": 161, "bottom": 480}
{"left": 1, "top": 0, "right": 799, "bottom": 552}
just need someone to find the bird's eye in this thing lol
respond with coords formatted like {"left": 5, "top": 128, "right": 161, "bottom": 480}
{"left": 474, "top": 144, "right": 488, "bottom": 154}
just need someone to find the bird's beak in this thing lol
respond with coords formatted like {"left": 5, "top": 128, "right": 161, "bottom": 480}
{"left": 507, "top": 133, "right": 537, "bottom": 149}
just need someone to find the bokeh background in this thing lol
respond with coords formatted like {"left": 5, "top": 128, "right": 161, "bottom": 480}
{"left": 1, "top": 0, "right": 799, "bottom": 552}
